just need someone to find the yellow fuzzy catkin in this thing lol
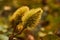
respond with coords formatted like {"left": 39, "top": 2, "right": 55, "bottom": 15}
{"left": 9, "top": 6, "right": 29, "bottom": 22}
{"left": 22, "top": 8, "right": 43, "bottom": 27}
{"left": 9, "top": 6, "right": 29, "bottom": 30}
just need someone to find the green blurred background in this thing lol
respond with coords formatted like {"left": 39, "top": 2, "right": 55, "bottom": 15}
{"left": 0, "top": 0, "right": 60, "bottom": 40}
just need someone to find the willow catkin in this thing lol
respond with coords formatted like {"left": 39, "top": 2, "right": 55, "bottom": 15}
{"left": 9, "top": 6, "right": 29, "bottom": 28}
{"left": 22, "top": 8, "right": 43, "bottom": 28}
{"left": 9, "top": 6, "right": 29, "bottom": 21}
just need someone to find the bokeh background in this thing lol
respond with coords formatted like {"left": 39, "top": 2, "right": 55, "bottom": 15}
{"left": 0, "top": 0, "right": 60, "bottom": 40}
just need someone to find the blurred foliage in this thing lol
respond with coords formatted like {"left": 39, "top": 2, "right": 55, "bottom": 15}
{"left": 0, "top": 0, "right": 60, "bottom": 40}
{"left": 43, "top": 34, "right": 60, "bottom": 40}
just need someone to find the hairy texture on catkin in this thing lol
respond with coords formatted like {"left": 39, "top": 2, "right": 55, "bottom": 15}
{"left": 22, "top": 8, "right": 43, "bottom": 28}
{"left": 9, "top": 6, "right": 29, "bottom": 28}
